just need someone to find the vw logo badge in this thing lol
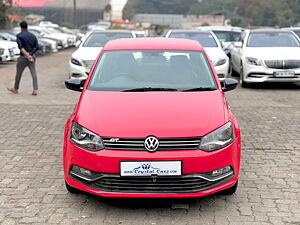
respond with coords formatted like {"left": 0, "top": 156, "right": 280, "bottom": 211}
{"left": 144, "top": 136, "right": 159, "bottom": 152}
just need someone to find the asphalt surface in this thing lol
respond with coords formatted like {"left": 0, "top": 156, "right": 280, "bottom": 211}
{"left": 0, "top": 49, "right": 300, "bottom": 225}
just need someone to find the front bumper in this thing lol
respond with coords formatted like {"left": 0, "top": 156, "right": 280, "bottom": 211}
{"left": 64, "top": 136, "right": 241, "bottom": 198}
{"left": 243, "top": 63, "right": 300, "bottom": 83}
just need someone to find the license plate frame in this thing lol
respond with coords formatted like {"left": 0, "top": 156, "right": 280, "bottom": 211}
{"left": 274, "top": 71, "right": 295, "bottom": 77}
{"left": 120, "top": 161, "right": 182, "bottom": 177}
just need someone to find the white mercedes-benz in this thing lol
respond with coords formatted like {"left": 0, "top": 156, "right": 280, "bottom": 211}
{"left": 69, "top": 30, "right": 135, "bottom": 79}
{"left": 166, "top": 30, "right": 230, "bottom": 79}
{"left": 231, "top": 29, "right": 300, "bottom": 87}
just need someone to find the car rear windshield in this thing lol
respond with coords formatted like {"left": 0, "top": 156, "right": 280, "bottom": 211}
{"left": 247, "top": 32, "right": 300, "bottom": 47}
{"left": 88, "top": 50, "right": 217, "bottom": 91}
{"left": 169, "top": 32, "right": 218, "bottom": 47}
{"left": 83, "top": 32, "right": 133, "bottom": 47}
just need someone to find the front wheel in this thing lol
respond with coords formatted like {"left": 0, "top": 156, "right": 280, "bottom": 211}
{"left": 240, "top": 64, "right": 250, "bottom": 88}
{"left": 220, "top": 181, "right": 238, "bottom": 195}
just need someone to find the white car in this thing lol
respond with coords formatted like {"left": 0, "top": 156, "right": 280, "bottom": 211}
{"left": 166, "top": 30, "right": 230, "bottom": 79}
{"left": 197, "top": 26, "right": 245, "bottom": 55}
{"left": 69, "top": 30, "right": 136, "bottom": 79}
{"left": 29, "top": 26, "right": 69, "bottom": 49}
{"left": 0, "top": 40, "right": 19, "bottom": 61}
{"left": 230, "top": 29, "right": 300, "bottom": 87}
{"left": 45, "top": 27, "right": 77, "bottom": 47}
{"left": 39, "top": 21, "right": 59, "bottom": 28}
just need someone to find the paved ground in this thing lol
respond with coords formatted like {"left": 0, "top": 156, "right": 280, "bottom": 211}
{"left": 0, "top": 49, "right": 300, "bottom": 225}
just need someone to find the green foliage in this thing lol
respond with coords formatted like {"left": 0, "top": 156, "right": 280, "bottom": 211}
{"left": 123, "top": 0, "right": 198, "bottom": 19}
{"left": 124, "top": 0, "right": 300, "bottom": 27}
{"left": 0, "top": 0, "right": 12, "bottom": 28}
{"left": 230, "top": 18, "right": 241, "bottom": 27}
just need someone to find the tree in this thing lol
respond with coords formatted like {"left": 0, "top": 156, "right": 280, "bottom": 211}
{"left": 0, "top": 0, "right": 12, "bottom": 28}
{"left": 104, "top": 3, "right": 112, "bottom": 21}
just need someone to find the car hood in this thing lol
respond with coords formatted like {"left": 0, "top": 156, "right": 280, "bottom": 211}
{"left": 45, "top": 33, "right": 67, "bottom": 40}
{"left": 72, "top": 47, "right": 103, "bottom": 60}
{"left": 75, "top": 90, "right": 227, "bottom": 138}
{"left": 0, "top": 40, "right": 18, "bottom": 48}
{"left": 245, "top": 47, "right": 300, "bottom": 60}
{"left": 204, "top": 47, "right": 227, "bottom": 61}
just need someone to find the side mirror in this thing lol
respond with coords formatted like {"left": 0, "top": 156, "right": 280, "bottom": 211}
{"left": 75, "top": 40, "right": 81, "bottom": 48}
{"left": 222, "top": 78, "right": 238, "bottom": 92}
{"left": 234, "top": 42, "right": 242, "bottom": 48}
{"left": 65, "top": 78, "right": 86, "bottom": 92}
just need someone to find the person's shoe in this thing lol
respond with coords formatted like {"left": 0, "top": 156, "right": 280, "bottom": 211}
{"left": 32, "top": 90, "right": 38, "bottom": 96}
{"left": 7, "top": 88, "right": 18, "bottom": 94}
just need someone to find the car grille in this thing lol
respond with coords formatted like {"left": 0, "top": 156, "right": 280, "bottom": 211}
{"left": 83, "top": 60, "right": 95, "bottom": 70}
{"left": 71, "top": 173, "right": 233, "bottom": 193}
{"left": 102, "top": 137, "right": 201, "bottom": 151}
{"left": 9, "top": 48, "right": 14, "bottom": 57}
{"left": 264, "top": 60, "right": 300, "bottom": 69}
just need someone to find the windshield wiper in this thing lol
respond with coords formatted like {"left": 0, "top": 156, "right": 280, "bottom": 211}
{"left": 182, "top": 87, "right": 217, "bottom": 92}
{"left": 122, "top": 87, "right": 178, "bottom": 92}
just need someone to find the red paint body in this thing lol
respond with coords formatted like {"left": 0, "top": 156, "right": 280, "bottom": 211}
{"left": 63, "top": 38, "right": 241, "bottom": 198}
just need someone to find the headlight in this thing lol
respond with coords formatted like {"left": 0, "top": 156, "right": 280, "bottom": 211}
{"left": 246, "top": 57, "right": 261, "bottom": 66}
{"left": 70, "top": 121, "right": 104, "bottom": 151}
{"left": 213, "top": 57, "right": 227, "bottom": 66}
{"left": 71, "top": 57, "right": 82, "bottom": 66}
{"left": 199, "top": 122, "right": 234, "bottom": 152}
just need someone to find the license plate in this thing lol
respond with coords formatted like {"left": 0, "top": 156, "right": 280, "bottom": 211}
{"left": 120, "top": 161, "right": 181, "bottom": 177}
{"left": 274, "top": 71, "right": 295, "bottom": 77}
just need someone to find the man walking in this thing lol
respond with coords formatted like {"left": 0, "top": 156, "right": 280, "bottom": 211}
{"left": 7, "top": 21, "right": 39, "bottom": 96}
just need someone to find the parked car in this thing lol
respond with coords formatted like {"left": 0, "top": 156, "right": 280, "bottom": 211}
{"left": 36, "top": 39, "right": 52, "bottom": 56}
{"left": 197, "top": 26, "right": 244, "bottom": 55}
{"left": 69, "top": 30, "right": 135, "bottom": 79}
{"left": 0, "top": 31, "right": 17, "bottom": 42}
{"left": 230, "top": 29, "right": 300, "bottom": 87}
{"left": 0, "top": 47, "right": 5, "bottom": 62}
{"left": 0, "top": 39, "right": 19, "bottom": 61}
{"left": 63, "top": 37, "right": 241, "bottom": 198}
{"left": 45, "top": 27, "right": 77, "bottom": 47}
{"left": 27, "top": 29, "right": 59, "bottom": 53}
{"left": 166, "top": 30, "right": 230, "bottom": 79}
{"left": 29, "top": 26, "right": 69, "bottom": 49}
{"left": 39, "top": 21, "right": 59, "bottom": 28}
{"left": 133, "top": 30, "right": 148, "bottom": 38}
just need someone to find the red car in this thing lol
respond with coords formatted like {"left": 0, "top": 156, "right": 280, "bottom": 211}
{"left": 64, "top": 38, "right": 241, "bottom": 198}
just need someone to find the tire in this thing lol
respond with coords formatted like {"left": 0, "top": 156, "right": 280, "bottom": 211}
{"left": 220, "top": 181, "right": 238, "bottom": 195}
{"left": 65, "top": 181, "right": 81, "bottom": 194}
{"left": 240, "top": 64, "right": 250, "bottom": 88}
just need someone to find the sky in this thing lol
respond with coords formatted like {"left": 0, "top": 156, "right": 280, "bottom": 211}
{"left": 12, "top": 0, "right": 57, "bottom": 7}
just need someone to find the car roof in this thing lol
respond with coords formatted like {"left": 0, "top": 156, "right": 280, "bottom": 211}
{"left": 90, "top": 30, "right": 132, "bottom": 34}
{"left": 103, "top": 38, "right": 204, "bottom": 51}
{"left": 169, "top": 30, "right": 211, "bottom": 34}
{"left": 198, "top": 26, "right": 244, "bottom": 32}
{"left": 250, "top": 29, "right": 292, "bottom": 33}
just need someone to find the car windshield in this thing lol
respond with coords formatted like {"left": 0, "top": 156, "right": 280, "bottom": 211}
{"left": 88, "top": 50, "right": 217, "bottom": 91}
{"left": 48, "top": 28, "right": 64, "bottom": 34}
{"left": 83, "top": 32, "right": 133, "bottom": 47}
{"left": 292, "top": 30, "right": 300, "bottom": 38}
{"left": 247, "top": 32, "right": 300, "bottom": 47}
{"left": 169, "top": 32, "right": 218, "bottom": 47}
{"left": 213, "top": 31, "right": 241, "bottom": 42}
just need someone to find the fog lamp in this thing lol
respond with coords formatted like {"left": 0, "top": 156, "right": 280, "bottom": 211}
{"left": 72, "top": 165, "right": 92, "bottom": 177}
{"left": 211, "top": 166, "right": 232, "bottom": 177}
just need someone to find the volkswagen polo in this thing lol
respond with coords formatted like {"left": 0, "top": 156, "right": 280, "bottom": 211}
{"left": 64, "top": 38, "right": 241, "bottom": 198}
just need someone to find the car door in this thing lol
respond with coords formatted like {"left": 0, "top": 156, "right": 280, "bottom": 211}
{"left": 231, "top": 32, "right": 246, "bottom": 73}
